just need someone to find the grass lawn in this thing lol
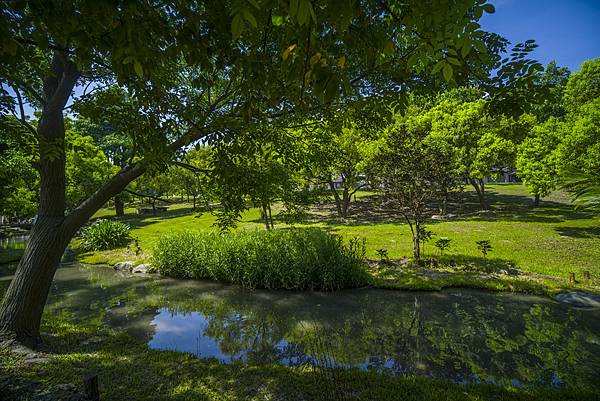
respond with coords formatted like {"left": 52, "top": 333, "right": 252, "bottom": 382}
{"left": 74, "top": 184, "right": 600, "bottom": 295}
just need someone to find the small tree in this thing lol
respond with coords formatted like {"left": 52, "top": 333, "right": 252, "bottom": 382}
{"left": 369, "top": 110, "right": 457, "bottom": 264}
{"left": 434, "top": 238, "right": 452, "bottom": 256}
{"left": 429, "top": 98, "right": 517, "bottom": 210}
{"left": 418, "top": 226, "right": 434, "bottom": 258}
{"left": 476, "top": 240, "right": 493, "bottom": 258}
{"left": 376, "top": 248, "right": 390, "bottom": 264}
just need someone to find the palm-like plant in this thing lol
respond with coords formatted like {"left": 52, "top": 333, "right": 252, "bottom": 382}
{"left": 560, "top": 168, "right": 600, "bottom": 210}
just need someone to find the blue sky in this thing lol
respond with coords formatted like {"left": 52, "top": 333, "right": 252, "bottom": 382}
{"left": 480, "top": 0, "right": 600, "bottom": 72}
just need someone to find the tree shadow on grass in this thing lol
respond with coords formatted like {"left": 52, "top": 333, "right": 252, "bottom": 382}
{"left": 554, "top": 226, "right": 600, "bottom": 239}
{"left": 437, "top": 255, "right": 520, "bottom": 275}
{"left": 91, "top": 205, "right": 199, "bottom": 230}
{"left": 307, "top": 188, "right": 592, "bottom": 227}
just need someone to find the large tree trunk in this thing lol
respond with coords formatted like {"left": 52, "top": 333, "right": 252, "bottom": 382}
{"left": 0, "top": 219, "right": 71, "bottom": 345}
{"left": 114, "top": 196, "right": 125, "bottom": 216}
{"left": 341, "top": 188, "right": 351, "bottom": 218}
{"left": 261, "top": 204, "right": 270, "bottom": 230}
{"left": 534, "top": 193, "right": 540, "bottom": 207}
{"left": 0, "top": 165, "right": 146, "bottom": 344}
{"left": 327, "top": 175, "right": 344, "bottom": 217}
{"left": 469, "top": 177, "right": 487, "bottom": 210}
{"left": 0, "top": 52, "right": 148, "bottom": 343}
{"left": 0, "top": 50, "right": 211, "bottom": 345}
{"left": 0, "top": 51, "right": 77, "bottom": 345}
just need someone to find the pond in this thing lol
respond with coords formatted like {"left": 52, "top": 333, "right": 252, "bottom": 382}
{"left": 0, "top": 261, "right": 599, "bottom": 390}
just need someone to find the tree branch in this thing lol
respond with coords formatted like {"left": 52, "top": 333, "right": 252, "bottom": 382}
{"left": 9, "top": 86, "right": 37, "bottom": 136}
{"left": 124, "top": 189, "right": 172, "bottom": 204}
{"left": 62, "top": 164, "right": 146, "bottom": 234}
{"left": 173, "top": 161, "right": 212, "bottom": 175}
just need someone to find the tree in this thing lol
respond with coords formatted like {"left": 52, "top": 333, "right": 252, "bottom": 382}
{"left": 0, "top": 118, "right": 38, "bottom": 220}
{"left": 516, "top": 59, "right": 600, "bottom": 209}
{"left": 211, "top": 127, "right": 301, "bottom": 230}
{"left": 368, "top": 108, "right": 457, "bottom": 263}
{"left": 0, "top": 0, "right": 529, "bottom": 344}
{"left": 516, "top": 119, "right": 563, "bottom": 206}
{"left": 172, "top": 146, "right": 214, "bottom": 210}
{"left": 556, "top": 60, "right": 600, "bottom": 185}
{"left": 1, "top": 118, "right": 116, "bottom": 218}
{"left": 530, "top": 61, "right": 570, "bottom": 122}
{"left": 308, "top": 122, "right": 377, "bottom": 217}
{"left": 563, "top": 58, "right": 600, "bottom": 114}
{"left": 429, "top": 99, "right": 517, "bottom": 210}
{"left": 65, "top": 129, "right": 116, "bottom": 209}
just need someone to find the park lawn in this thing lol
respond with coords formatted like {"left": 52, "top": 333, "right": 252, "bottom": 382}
{"left": 1, "top": 314, "right": 598, "bottom": 401}
{"left": 75, "top": 184, "right": 600, "bottom": 293}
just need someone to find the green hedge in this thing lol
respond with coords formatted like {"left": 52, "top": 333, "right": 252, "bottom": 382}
{"left": 152, "top": 228, "right": 369, "bottom": 290}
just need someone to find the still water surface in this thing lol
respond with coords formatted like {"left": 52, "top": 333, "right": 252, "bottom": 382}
{"left": 0, "top": 261, "right": 599, "bottom": 389}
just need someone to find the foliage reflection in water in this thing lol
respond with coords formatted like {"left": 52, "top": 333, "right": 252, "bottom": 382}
{"left": 2, "top": 262, "right": 599, "bottom": 389}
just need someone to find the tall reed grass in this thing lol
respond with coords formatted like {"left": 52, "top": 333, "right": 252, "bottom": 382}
{"left": 153, "top": 228, "right": 368, "bottom": 291}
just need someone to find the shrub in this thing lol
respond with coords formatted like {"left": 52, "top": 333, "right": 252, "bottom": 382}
{"left": 81, "top": 219, "right": 130, "bottom": 251}
{"left": 152, "top": 228, "right": 369, "bottom": 291}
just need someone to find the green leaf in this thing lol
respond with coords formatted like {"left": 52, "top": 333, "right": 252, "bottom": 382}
{"left": 442, "top": 63, "right": 453, "bottom": 81}
{"left": 231, "top": 14, "right": 244, "bottom": 39}
{"left": 482, "top": 4, "right": 495, "bottom": 13}
{"left": 474, "top": 40, "right": 487, "bottom": 54}
{"left": 243, "top": 9, "right": 257, "bottom": 28}
{"left": 447, "top": 57, "right": 461, "bottom": 66}
{"left": 271, "top": 15, "right": 285, "bottom": 26}
{"left": 432, "top": 60, "right": 445, "bottom": 74}
{"left": 461, "top": 41, "right": 471, "bottom": 58}
{"left": 289, "top": 0, "right": 299, "bottom": 18}
{"left": 407, "top": 53, "right": 418, "bottom": 68}
{"left": 296, "top": 0, "right": 310, "bottom": 25}
{"left": 133, "top": 61, "right": 143, "bottom": 78}
{"left": 308, "top": 1, "right": 317, "bottom": 25}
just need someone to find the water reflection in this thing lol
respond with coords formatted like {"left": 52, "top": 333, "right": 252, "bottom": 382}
{"left": 2, "top": 263, "right": 600, "bottom": 389}
{"left": 0, "top": 234, "right": 28, "bottom": 264}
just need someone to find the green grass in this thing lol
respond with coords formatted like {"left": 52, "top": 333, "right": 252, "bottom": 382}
{"left": 322, "top": 185, "right": 600, "bottom": 279}
{"left": 1, "top": 314, "right": 598, "bottom": 401}
{"left": 75, "top": 184, "right": 600, "bottom": 295}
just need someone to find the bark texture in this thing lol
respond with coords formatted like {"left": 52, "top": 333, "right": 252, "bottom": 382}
{"left": 0, "top": 52, "right": 146, "bottom": 344}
